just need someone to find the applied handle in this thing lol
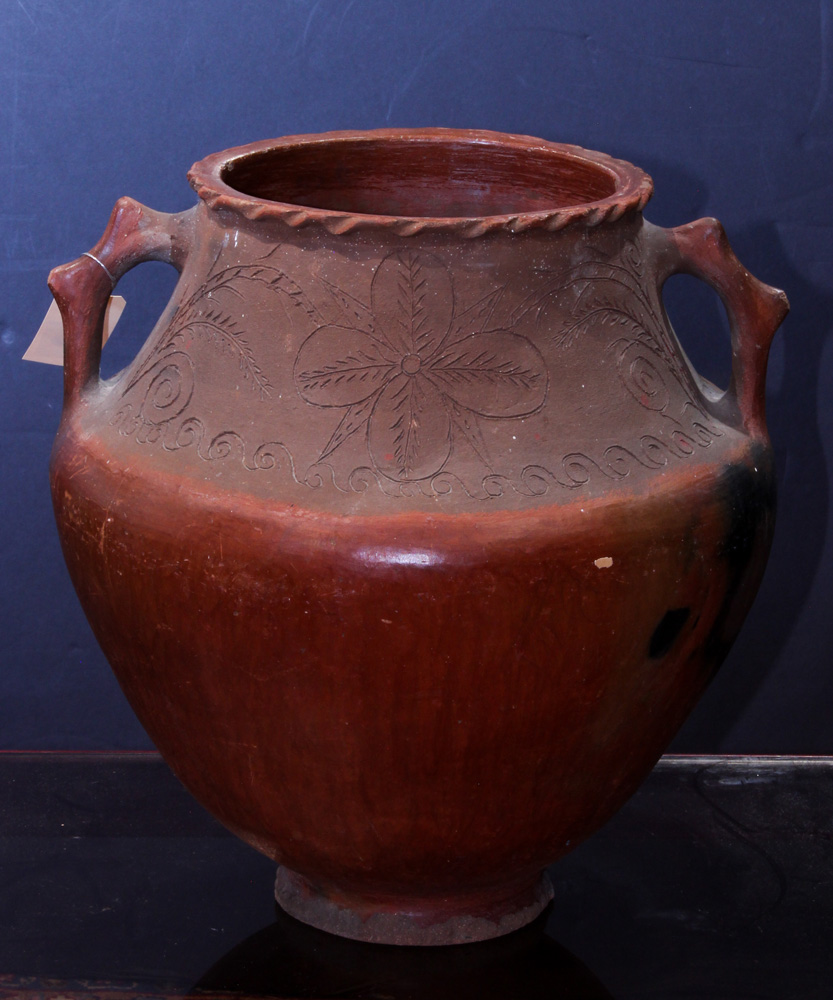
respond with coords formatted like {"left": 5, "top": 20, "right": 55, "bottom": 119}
{"left": 657, "top": 218, "right": 789, "bottom": 440}
{"left": 47, "top": 197, "right": 194, "bottom": 411}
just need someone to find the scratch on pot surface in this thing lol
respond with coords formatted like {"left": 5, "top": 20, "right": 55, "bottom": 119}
{"left": 98, "top": 515, "right": 113, "bottom": 555}
{"left": 217, "top": 738, "right": 258, "bottom": 750}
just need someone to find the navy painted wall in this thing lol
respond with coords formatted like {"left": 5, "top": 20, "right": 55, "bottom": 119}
{"left": 1, "top": 1, "right": 830, "bottom": 751}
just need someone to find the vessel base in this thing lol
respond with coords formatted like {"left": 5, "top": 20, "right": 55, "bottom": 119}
{"left": 274, "top": 866, "right": 554, "bottom": 946}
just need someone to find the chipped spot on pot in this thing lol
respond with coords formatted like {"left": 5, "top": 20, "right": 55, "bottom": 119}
{"left": 594, "top": 556, "right": 613, "bottom": 568}
{"left": 702, "top": 446, "right": 776, "bottom": 670}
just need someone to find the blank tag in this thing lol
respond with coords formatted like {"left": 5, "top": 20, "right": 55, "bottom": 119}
{"left": 23, "top": 296, "right": 126, "bottom": 366}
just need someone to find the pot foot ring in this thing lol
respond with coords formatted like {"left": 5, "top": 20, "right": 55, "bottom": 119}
{"left": 274, "top": 866, "right": 554, "bottom": 946}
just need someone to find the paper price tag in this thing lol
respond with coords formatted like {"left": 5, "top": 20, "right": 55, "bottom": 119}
{"left": 23, "top": 296, "right": 126, "bottom": 366}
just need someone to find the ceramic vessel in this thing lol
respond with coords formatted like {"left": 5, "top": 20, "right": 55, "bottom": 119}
{"left": 48, "top": 129, "right": 788, "bottom": 945}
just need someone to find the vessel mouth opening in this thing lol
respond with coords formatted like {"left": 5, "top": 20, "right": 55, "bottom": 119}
{"left": 219, "top": 136, "right": 620, "bottom": 219}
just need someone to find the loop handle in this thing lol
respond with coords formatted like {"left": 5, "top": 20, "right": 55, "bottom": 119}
{"left": 48, "top": 197, "right": 194, "bottom": 412}
{"left": 656, "top": 218, "right": 788, "bottom": 440}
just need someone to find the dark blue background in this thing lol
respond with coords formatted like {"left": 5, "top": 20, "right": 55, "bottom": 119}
{"left": 1, "top": 1, "right": 830, "bottom": 750}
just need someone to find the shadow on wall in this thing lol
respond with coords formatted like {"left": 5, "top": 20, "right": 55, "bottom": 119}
{"left": 670, "top": 220, "right": 831, "bottom": 751}
{"left": 623, "top": 150, "right": 831, "bottom": 750}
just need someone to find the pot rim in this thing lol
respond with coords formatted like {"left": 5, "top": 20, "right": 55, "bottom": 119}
{"left": 187, "top": 128, "right": 653, "bottom": 238}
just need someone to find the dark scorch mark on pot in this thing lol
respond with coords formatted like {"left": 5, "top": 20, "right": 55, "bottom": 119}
{"left": 702, "top": 443, "right": 776, "bottom": 674}
{"left": 649, "top": 607, "right": 691, "bottom": 659}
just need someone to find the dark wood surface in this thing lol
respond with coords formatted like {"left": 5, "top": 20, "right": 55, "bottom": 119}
{"left": 0, "top": 753, "right": 830, "bottom": 999}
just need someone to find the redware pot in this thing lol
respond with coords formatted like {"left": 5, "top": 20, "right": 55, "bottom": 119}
{"left": 48, "top": 129, "right": 788, "bottom": 946}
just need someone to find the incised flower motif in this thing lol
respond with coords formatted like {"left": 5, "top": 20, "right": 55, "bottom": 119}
{"left": 294, "top": 250, "right": 548, "bottom": 482}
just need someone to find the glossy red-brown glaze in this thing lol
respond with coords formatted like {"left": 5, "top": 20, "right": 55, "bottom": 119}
{"left": 51, "top": 418, "right": 775, "bottom": 937}
{"left": 219, "top": 134, "right": 617, "bottom": 217}
{"left": 188, "top": 128, "right": 653, "bottom": 236}
{"left": 49, "top": 129, "right": 786, "bottom": 945}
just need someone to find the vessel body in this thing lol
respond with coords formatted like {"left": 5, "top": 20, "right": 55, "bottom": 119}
{"left": 48, "top": 129, "right": 787, "bottom": 945}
